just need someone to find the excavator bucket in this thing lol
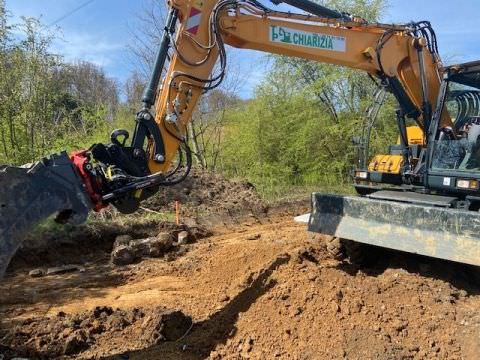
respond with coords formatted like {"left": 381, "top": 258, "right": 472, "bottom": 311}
{"left": 0, "top": 153, "right": 91, "bottom": 278}
{"left": 308, "top": 193, "right": 480, "bottom": 266}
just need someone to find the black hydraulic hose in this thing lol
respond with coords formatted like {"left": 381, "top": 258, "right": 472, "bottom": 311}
{"left": 415, "top": 41, "right": 432, "bottom": 134}
{"left": 269, "top": 0, "right": 351, "bottom": 20}
{"left": 101, "top": 143, "right": 193, "bottom": 202}
{"left": 142, "top": 8, "right": 178, "bottom": 108}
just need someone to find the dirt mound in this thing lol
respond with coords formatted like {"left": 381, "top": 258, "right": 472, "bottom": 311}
{"left": 2, "top": 210, "right": 480, "bottom": 359}
{"left": 209, "top": 243, "right": 478, "bottom": 359}
{"left": 2, "top": 306, "right": 192, "bottom": 359}
{"left": 144, "top": 168, "right": 266, "bottom": 216}
{"left": 7, "top": 167, "right": 266, "bottom": 277}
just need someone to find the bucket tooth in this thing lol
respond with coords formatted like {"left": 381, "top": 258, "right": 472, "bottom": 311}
{"left": 309, "top": 193, "right": 480, "bottom": 266}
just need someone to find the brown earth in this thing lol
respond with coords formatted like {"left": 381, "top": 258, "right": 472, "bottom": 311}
{"left": 8, "top": 168, "right": 261, "bottom": 274}
{"left": 2, "top": 306, "right": 192, "bottom": 358}
{"left": 1, "top": 172, "right": 480, "bottom": 359}
{"left": 143, "top": 168, "right": 267, "bottom": 217}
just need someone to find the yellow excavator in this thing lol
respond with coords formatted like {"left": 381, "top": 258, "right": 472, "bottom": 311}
{"left": 2, "top": 0, "right": 480, "bottom": 277}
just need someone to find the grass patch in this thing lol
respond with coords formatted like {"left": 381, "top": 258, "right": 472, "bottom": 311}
{"left": 256, "top": 183, "right": 355, "bottom": 203}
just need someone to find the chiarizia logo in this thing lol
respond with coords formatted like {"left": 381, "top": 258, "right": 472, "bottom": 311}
{"left": 269, "top": 25, "right": 346, "bottom": 52}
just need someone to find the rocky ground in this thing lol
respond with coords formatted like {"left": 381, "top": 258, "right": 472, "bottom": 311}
{"left": 1, "top": 170, "right": 480, "bottom": 359}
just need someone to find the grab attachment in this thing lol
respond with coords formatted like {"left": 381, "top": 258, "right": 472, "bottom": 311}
{"left": 0, "top": 152, "right": 92, "bottom": 278}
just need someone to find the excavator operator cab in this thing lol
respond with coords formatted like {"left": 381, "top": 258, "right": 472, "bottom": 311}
{"left": 353, "top": 60, "right": 480, "bottom": 200}
{"left": 428, "top": 60, "right": 480, "bottom": 197}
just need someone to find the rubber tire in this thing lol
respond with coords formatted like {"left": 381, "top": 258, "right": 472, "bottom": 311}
{"left": 354, "top": 185, "right": 377, "bottom": 196}
{"left": 342, "top": 239, "right": 380, "bottom": 267}
{"left": 325, "top": 236, "right": 346, "bottom": 260}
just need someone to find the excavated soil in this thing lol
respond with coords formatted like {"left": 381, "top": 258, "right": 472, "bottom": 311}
{"left": 1, "top": 210, "right": 480, "bottom": 359}
{"left": 1, "top": 172, "right": 480, "bottom": 359}
{"left": 2, "top": 306, "right": 192, "bottom": 358}
{"left": 143, "top": 168, "right": 267, "bottom": 217}
{"left": 9, "top": 168, "right": 265, "bottom": 273}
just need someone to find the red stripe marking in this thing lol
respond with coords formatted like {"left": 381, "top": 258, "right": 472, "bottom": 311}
{"left": 187, "top": 25, "right": 199, "bottom": 35}
{"left": 189, "top": 7, "right": 201, "bottom": 17}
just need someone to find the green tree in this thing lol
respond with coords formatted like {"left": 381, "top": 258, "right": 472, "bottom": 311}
{"left": 0, "top": 3, "right": 122, "bottom": 164}
{"left": 212, "top": 0, "right": 399, "bottom": 197}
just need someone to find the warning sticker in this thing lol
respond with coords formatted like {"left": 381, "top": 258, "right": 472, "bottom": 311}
{"left": 186, "top": 7, "right": 202, "bottom": 35}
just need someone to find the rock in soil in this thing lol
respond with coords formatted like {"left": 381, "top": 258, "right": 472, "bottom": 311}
{"left": 131, "top": 233, "right": 174, "bottom": 257}
{"left": 110, "top": 226, "right": 212, "bottom": 266}
{"left": 113, "top": 234, "right": 133, "bottom": 248}
{"left": 46, "top": 264, "right": 85, "bottom": 276}
{"left": 111, "top": 244, "right": 136, "bottom": 266}
{"left": 177, "top": 230, "right": 190, "bottom": 245}
{"left": 149, "top": 233, "right": 175, "bottom": 254}
{"left": 28, "top": 268, "right": 44, "bottom": 278}
{"left": 111, "top": 233, "right": 175, "bottom": 265}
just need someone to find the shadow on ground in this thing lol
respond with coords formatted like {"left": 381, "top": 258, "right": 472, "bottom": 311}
{"left": 105, "top": 254, "right": 290, "bottom": 360}
{"left": 336, "top": 245, "right": 480, "bottom": 296}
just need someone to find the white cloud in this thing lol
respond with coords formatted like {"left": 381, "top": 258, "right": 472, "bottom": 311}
{"left": 51, "top": 32, "right": 124, "bottom": 67}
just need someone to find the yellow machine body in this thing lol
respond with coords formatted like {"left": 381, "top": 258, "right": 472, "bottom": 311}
{"left": 399, "top": 126, "right": 424, "bottom": 145}
{"left": 368, "top": 154, "right": 403, "bottom": 174}
{"left": 368, "top": 126, "right": 424, "bottom": 174}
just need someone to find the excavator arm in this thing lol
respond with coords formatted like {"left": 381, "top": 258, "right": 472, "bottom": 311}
{"left": 150, "top": 0, "right": 450, "bottom": 175}
{"left": 144, "top": 0, "right": 451, "bottom": 172}
{"left": 0, "top": 0, "right": 452, "bottom": 277}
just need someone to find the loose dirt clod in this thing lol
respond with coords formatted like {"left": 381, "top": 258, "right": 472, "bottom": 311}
{"left": 1, "top": 306, "right": 192, "bottom": 358}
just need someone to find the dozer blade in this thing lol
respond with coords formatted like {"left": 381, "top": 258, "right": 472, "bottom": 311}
{"left": 309, "top": 193, "right": 480, "bottom": 266}
{"left": 0, "top": 152, "right": 91, "bottom": 279}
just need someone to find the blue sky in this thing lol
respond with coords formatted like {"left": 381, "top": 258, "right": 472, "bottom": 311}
{"left": 6, "top": 0, "right": 480, "bottom": 98}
